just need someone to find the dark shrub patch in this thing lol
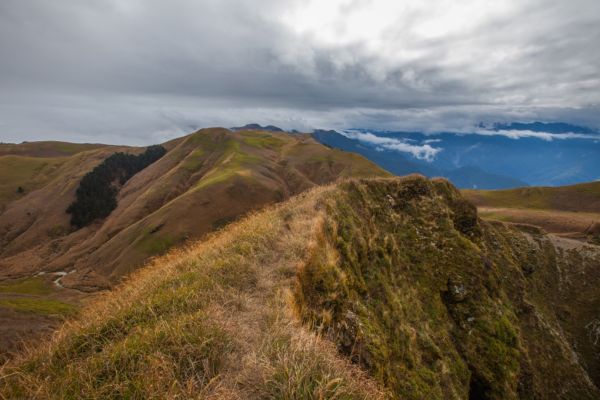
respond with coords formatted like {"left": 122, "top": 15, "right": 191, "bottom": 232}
{"left": 67, "top": 145, "right": 166, "bottom": 228}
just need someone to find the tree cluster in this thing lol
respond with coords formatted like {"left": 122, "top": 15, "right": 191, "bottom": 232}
{"left": 67, "top": 145, "right": 166, "bottom": 228}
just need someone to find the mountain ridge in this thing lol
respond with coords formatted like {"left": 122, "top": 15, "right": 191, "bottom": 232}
{"left": 2, "top": 176, "right": 599, "bottom": 399}
{"left": 0, "top": 128, "right": 388, "bottom": 289}
{"left": 0, "top": 128, "right": 388, "bottom": 357}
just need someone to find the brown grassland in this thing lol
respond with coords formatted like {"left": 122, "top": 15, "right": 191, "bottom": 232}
{"left": 0, "top": 129, "right": 389, "bottom": 358}
{"left": 463, "top": 182, "right": 600, "bottom": 243}
{"left": 0, "top": 184, "right": 386, "bottom": 399}
{"left": 1, "top": 176, "right": 600, "bottom": 399}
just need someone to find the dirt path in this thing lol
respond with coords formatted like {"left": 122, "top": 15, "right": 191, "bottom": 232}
{"left": 193, "top": 194, "right": 385, "bottom": 398}
{"left": 0, "top": 270, "right": 90, "bottom": 360}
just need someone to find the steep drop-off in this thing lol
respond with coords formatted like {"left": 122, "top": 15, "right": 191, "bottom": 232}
{"left": 297, "top": 177, "right": 600, "bottom": 399}
{"left": 2, "top": 177, "right": 599, "bottom": 399}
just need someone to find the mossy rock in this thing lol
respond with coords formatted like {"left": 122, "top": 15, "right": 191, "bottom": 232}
{"left": 586, "top": 222, "right": 600, "bottom": 244}
{"left": 296, "top": 177, "right": 600, "bottom": 399}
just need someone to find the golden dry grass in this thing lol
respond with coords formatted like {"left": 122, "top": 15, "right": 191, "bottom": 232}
{"left": 0, "top": 184, "right": 387, "bottom": 399}
{"left": 462, "top": 181, "right": 600, "bottom": 213}
{"left": 2, "top": 176, "right": 600, "bottom": 399}
{"left": 463, "top": 182, "right": 600, "bottom": 242}
{"left": 477, "top": 206, "right": 600, "bottom": 237}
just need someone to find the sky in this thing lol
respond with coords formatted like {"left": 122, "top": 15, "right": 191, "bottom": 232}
{"left": 1, "top": 0, "right": 599, "bottom": 145}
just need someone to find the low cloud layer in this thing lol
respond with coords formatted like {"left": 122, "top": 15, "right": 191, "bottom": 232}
{"left": 340, "top": 130, "right": 442, "bottom": 161}
{"left": 471, "top": 129, "right": 600, "bottom": 141}
{"left": 1, "top": 0, "right": 599, "bottom": 144}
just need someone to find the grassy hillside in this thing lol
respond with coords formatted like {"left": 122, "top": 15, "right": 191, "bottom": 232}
{"left": 0, "top": 141, "right": 112, "bottom": 210}
{"left": 0, "top": 141, "right": 111, "bottom": 208}
{"left": 0, "top": 141, "right": 106, "bottom": 158}
{"left": 2, "top": 177, "right": 599, "bottom": 399}
{"left": 296, "top": 177, "right": 600, "bottom": 399}
{"left": 0, "top": 128, "right": 387, "bottom": 285}
{"left": 0, "top": 128, "right": 388, "bottom": 356}
{"left": 0, "top": 184, "right": 385, "bottom": 399}
{"left": 463, "top": 182, "right": 600, "bottom": 241}
{"left": 0, "top": 155, "right": 67, "bottom": 209}
{"left": 463, "top": 181, "right": 600, "bottom": 213}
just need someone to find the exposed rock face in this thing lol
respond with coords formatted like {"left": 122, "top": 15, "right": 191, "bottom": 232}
{"left": 296, "top": 176, "right": 600, "bottom": 399}
{"left": 444, "top": 277, "right": 468, "bottom": 303}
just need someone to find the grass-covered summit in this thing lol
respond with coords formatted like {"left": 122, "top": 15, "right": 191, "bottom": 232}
{"left": 0, "top": 128, "right": 388, "bottom": 359}
{"left": 0, "top": 128, "right": 388, "bottom": 289}
{"left": 2, "top": 176, "right": 599, "bottom": 399}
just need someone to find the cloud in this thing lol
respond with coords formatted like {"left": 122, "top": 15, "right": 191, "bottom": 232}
{"left": 469, "top": 129, "right": 600, "bottom": 141}
{"left": 0, "top": 0, "right": 599, "bottom": 143}
{"left": 340, "top": 130, "right": 442, "bottom": 161}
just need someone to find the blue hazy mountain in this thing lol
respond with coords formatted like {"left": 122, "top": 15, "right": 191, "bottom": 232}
{"left": 312, "top": 123, "right": 600, "bottom": 189}
{"left": 231, "top": 123, "right": 284, "bottom": 132}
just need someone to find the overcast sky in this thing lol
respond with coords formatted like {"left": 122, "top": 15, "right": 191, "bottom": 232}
{"left": 1, "top": 0, "right": 599, "bottom": 144}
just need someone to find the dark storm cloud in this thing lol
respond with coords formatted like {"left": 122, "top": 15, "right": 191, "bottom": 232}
{"left": 0, "top": 0, "right": 599, "bottom": 144}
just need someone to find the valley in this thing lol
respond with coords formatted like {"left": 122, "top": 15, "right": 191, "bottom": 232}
{"left": 3, "top": 1, "right": 599, "bottom": 398}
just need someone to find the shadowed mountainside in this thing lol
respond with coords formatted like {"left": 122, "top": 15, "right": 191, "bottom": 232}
{"left": 311, "top": 130, "right": 528, "bottom": 190}
{"left": 1, "top": 176, "right": 599, "bottom": 399}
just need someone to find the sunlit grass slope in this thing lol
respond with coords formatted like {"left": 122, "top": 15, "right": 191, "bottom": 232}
{"left": 0, "top": 184, "right": 385, "bottom": 399}
{"left": 463, "top": 182, "right": 600, "bottom": 241}
{"left": 0, "top": 141, "right": 108, "bottom": 208}
{"left": 0, "top": 128, "right": 389, "bottom": 290}
{"left": 463, "top": 181, "right": 600, "bottom": 213}
{"left": 2, "top": 177, "right": 599, "bottom": 399}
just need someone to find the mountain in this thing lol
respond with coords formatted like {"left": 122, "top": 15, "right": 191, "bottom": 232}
{"left": 463, "top": 181, "right": 600, "bottom": 243}
{"left": 312, "top": 123, "right": 600, "bottom": 188}
{"left": 442, "top": 166, "right": 527, "bottom": 190}
{"left": 0, "top": 128, "right": 388, "bottom": 356}
{"left": 312, "top": 130, "right": 527, "bottom": 189}
{"left": 2, "top": 176, "right": 599, "bottom": 399}
{"left": 230, "top": 123, "right": 285, "bottom": 132}
{"left": 0, "top": 128, "right": 387, "bottom": 288}
{"left": 0, "top": 141, "right": 111, "bottom": 210}
{"left": 313, "top": 129, "right": 435, "bottom": 176}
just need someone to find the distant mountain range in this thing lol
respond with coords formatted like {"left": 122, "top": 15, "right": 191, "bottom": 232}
{"left": 230, "top": 123, "right": 285, "bottom": 132}
{"left": 312, "top": 122, "right": 600, "bottom": 189}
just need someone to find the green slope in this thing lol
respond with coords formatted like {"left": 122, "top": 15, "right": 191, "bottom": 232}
{"left": 2, "top": 177, "right": 599, "bottom": 399}
{"left": 463, "top": 181, "right": 600, "bottom": 213}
